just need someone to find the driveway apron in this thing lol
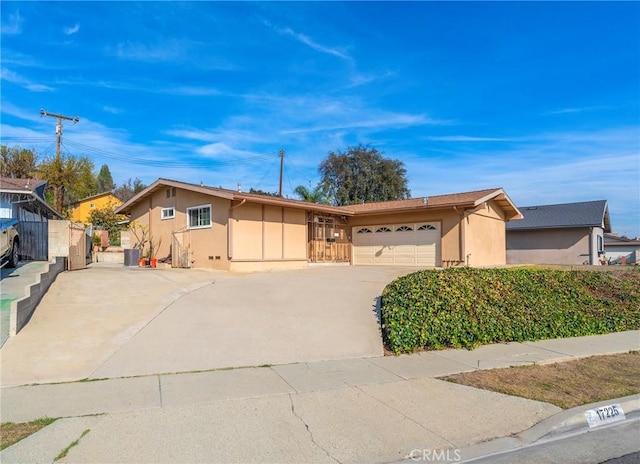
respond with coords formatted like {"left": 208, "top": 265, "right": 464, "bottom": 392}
{"left": 90, "top": 266, "right": 414, "bottom": 379}
{"left": 0, "top": 264, "right": 414, "bottom": 385}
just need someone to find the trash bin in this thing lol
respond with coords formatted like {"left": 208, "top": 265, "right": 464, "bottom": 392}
{"left": 124, "top": 248, "right": 140, "bottom": 267}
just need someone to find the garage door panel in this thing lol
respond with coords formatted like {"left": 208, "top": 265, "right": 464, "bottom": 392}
{"left": 353, "top": 222, "right": 440, "bottom": 266}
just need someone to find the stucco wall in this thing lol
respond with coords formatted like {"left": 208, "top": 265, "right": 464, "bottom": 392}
{"left": 464, "top": 201, "right": 507, "bottom": 266}
{"left": 127, "top": 187, "right": 231, "bottom": 270}
{"left": 506, "top": 227, "right": 592, "bottom": 265}
{"left": 231, "top": 203, "right": 307, "bottom": 262}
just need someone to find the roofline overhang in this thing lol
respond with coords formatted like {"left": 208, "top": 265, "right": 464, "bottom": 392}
{"left": 234, "top": 194, "right": 354, "bottom": 215}
{"left": 508, "top": 224, "right": 609, "bottom": 231}
{"left": 1, "top": 189, "right": 63, "bottom": 219}
{"left": 116, "top": 178, "right": 236, "bottom": 214}
{"left": 344, "top": 189, "right": 523, "bottom": 220}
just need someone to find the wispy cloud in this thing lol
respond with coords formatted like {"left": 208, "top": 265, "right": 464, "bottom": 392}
{"left": 263, "top": 20, "right": 351, "bottom": 61}
{"left": 405, "top": 126, "right": 640, "bottom": 237}
{"left": 102, "top": 106, "right": 122, "bottom": 115}
{"left": 108, "top": 39, "right": 196, "bottom": 63}
{"left": 0, "top": 68, "right": 53, "bottom": 92}
{"left": 64, "top": 23, "right": 80, "bottom": 35}
{"left": 281, "top": 27, "right": 351, "bottom": 60}
{"left": 281, "top": 113, "right": 444, "bottom": 135}
{"left": 425, "top": 135, "right": 515, "bottom": 142}
{"left": 1, "top": 10, "right": 23, "bottom": 35}
{"left": 547, "top": 105, "right": 616, "bottom": 115}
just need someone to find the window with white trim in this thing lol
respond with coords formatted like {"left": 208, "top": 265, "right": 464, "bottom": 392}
{"left": 396, "top": 225, "right": 413, "bottom": 232}
{"left": 376, "top": 226, "right": 392, "bottom": 233}
{"left": 417, "top": 224, "right": 436, "bottom": 231}
{"left": 187, "top": 204, "right": 211, "bottom": 229}
{"left": 161, "top": 207, "right": 175, "bottom": 220}
{"left": 357, "top": 228, "right": 372, "bottom": 234}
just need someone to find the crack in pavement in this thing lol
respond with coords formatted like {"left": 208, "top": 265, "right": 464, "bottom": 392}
{"left": 288, "top": 394, "right": 341, "bottom": 464}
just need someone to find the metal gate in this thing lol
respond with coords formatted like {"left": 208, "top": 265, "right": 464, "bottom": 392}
{"left": 16, "top": 221, "right": 48, "bottom": 261}
{"left": 171, "top": 229, "right": 191, "bottom": 268}
{"left": 68, "top": 222, "right": 87, "bottom": 270}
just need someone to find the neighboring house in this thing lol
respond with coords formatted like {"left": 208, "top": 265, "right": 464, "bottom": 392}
{"left": 604, "top": 233, "right": 640, "bottom": 265}
{"left": 506, "top": 200, "right": 611, "bottom": 266}
{"left": 116, "top": 178, "right": 522, "bottom": 272}
{"left": 68, "top": 192, "right": 123, "bottom": 224}
{"left": 0, "top": 177, "right": 63, "bottom": 261}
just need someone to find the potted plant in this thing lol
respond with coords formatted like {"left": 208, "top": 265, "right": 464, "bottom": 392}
{"left": 93, "top": 233, "right": 101, "bottom": 252}
{"left": 129, "top": 222, "right": 149, "bottom": 267}
{"left": 148, "top": 235, "right": 162, "bottom": 268}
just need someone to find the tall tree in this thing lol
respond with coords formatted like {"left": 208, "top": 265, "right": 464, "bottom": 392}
{"left": 0, "top": 145, "right": 38, "bottom": 178}
{"left": 319, "top": 144, "right": 410, "bottom": 206}
{"left": 293, "top": 184, "right": 329, "bottom": 204}
{"left": 96, "top": 164, "right": 115, "bottom": 192}
{"left": 248, "top": 188, "right": 279, "bottom": 197}
{"left": 113, "top": 178, "right": 146, "bottom": 202}
{"left": 37, "top": 154, "right": 96, "bottom": 213}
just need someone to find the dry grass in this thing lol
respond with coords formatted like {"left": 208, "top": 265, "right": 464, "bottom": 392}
{"left": 443, "top": 352, "right": 640, "bottom": 409}
{"left": 0, "top": 418, "right": 57, "bottom": 450}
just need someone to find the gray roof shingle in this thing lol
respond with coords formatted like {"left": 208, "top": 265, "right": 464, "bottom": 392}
{"left": 506, "top": 200, "right": 610, "bottom": 231}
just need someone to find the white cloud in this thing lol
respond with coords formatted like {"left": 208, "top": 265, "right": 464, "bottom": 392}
{"left": 405, "top": 127, "right": 640, "bottom": 238}
{"left": 263, "top": 20, "right": 351, "bottom": 61}
{"left": 1, "top": 10, "right": 23, "bottom": 35}
{"left": 64, "top": 23, "right": 80, "bottom": 35}
{"left": 0, "top": 68, "right": 53, "bottom": 92}
{"left": 108, "top": 39, "right": 194, "bottom": 62}
{"left": 547, "top": 105, "right": 616, "bottom": 115}
{"left": 281, "top": 27, "right": 351, "bottom": 60}
{"left": 424, "top": 135, "right": 515, "bottom": 142}
{"left": 102, "top": 106, "right": 122, "bottom": 115}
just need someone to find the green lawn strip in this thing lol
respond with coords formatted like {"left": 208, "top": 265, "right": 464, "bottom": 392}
{"left": 0, "top": 417, "right": 57, "bottom": 450}
{"left": 441, "top": 352, "right": 640, "bottom": 409}
{"left": 381, "top": 267, "right": 640, "bottom": 354}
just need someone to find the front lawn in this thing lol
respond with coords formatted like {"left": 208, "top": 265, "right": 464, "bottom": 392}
{"left": 381, "top": 267, "right": 640, "bottom": 354}
{"left": 442, "top": 352, "right": 640, "bottom": 409}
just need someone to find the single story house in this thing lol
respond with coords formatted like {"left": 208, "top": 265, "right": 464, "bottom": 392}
{"left": 0, "top": 177, "right": 63, "bottom": 261}
{"left": 506, "top": 200, "right": 611, "bottom": 266}
{"left": 68, "top": 191, "right": 123, "bottom": 224}
{"left": 116, "top": 178, "right": 523, "bottom": 272}
{"left": 604, "top": 233, "right": 640, "bottom": 265}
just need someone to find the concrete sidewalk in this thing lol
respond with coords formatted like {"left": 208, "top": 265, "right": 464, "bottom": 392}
{"left": 1, "top": 331, "right": 638, "bottom": 464}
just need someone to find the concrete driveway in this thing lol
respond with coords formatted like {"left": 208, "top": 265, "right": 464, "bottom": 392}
{"left": 0, "top": 264, "right": 415, "bottom": 386}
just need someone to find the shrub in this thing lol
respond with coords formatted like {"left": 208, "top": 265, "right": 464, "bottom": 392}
{"left": 380, "top": 267, "right": 640, "bottom": 354}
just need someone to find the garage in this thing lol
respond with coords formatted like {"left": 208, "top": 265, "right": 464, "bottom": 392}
{"left": 352, "top": 222, "right": 441, "bottom": 266}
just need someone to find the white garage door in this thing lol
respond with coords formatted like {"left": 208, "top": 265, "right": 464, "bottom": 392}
{"left": 352, "top": 223, "right": 441, "bottom": 266}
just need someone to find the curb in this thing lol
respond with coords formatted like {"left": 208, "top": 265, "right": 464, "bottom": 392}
{"left": 457, "top": 394, "right": 640, "bottom": 463}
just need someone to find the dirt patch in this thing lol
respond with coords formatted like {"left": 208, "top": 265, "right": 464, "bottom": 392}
{"left": 442, "top": 352, "right": 640, "bottom": 409}
{"left": 0, "top": 418, "right": 57, "bottom": 450}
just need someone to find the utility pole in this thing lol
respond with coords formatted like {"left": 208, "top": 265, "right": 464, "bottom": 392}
{"left": 40, "top": 109, "right": 80, "bottom": 213}
{"left": 278, "top": 148, "right": 284, "bottom": 197}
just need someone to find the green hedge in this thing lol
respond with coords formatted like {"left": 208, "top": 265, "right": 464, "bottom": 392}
{"left": 380, "top": 267, "right": 640, "bottom": 354}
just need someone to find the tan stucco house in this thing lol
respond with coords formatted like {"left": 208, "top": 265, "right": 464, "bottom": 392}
{"left": 116, "top": 178, "right": 522, "bottom": 272}
{"left": 506, "top": 200, "right": 611, "bottom": 266}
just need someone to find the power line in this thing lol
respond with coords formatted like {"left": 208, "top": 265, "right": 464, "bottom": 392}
{"left": 3, "top": 133, "right": 283, "bottom": 169}
{"left": 62, "top": 139, "right": 281, "bottom": 168}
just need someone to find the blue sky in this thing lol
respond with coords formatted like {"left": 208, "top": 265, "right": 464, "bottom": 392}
{"left": 1, "top": 1, "right": 639, "bottom": 237}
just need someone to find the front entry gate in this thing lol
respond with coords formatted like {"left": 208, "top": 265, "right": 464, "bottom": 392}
{"left": 308, "top": 214, "right": 351, "bottom": 263}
